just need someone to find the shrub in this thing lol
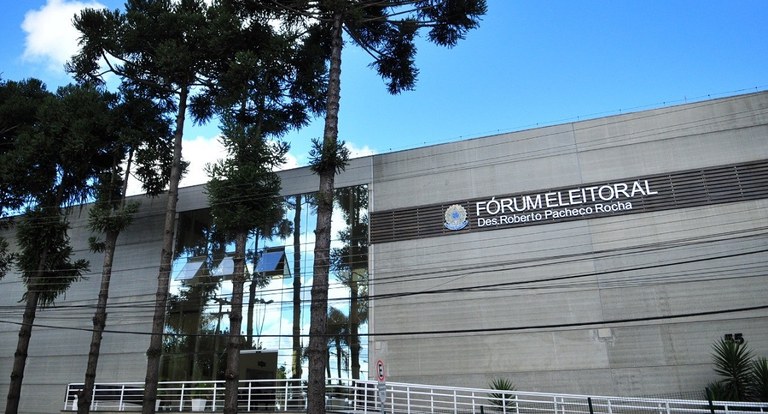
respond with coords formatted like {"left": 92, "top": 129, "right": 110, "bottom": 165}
{"left": 711, "top": 338, "right": 752, "bottom": 401}
{"left": 750, "top": 357, "right": 768, "bottom": 402}
{"left": 488, "top": 377, "right": 516, "bottom": 408}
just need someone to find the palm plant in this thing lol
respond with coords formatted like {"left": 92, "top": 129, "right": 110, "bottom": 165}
{"left": 711, "top": 338, "right": 753, "bottom": 401}
{"left": 750, "top": 357, "right": 768, "bottom": 402}
{"left": 706, "top": 380, "right": 730, "bottom": 401}
{"left": 488, "top": 377, "right": 516, "bottom": 409}
{"left": 327, "top": 307, "right": 350, "bottom": 381}
{"left": 331, "top": 185, "right": 369, "bottom": 379}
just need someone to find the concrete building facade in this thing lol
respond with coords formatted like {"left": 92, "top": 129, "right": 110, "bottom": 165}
{"left": 1, "top": 91, "right": 767, "bottom": 412}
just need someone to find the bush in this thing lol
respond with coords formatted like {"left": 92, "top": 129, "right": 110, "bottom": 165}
{"left": 707, "top": 339, "right": 768, "bottom": 402}
{"left": 711, "top": 338, "right": 752, "bottom": 401}
{"left": 488, "top": 378, "right": 516, "bottom": 408}
{"left": 750, "top": 357, "right": 768, "bottom": 402}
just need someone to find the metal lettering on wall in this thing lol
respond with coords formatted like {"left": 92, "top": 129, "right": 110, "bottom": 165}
{"left": 370, "top": 160, "right": 768, "bottom": 244}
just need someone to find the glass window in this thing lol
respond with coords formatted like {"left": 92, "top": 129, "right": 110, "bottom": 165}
{"left": 161, "top": 185, "right": 369, "bottom": 382}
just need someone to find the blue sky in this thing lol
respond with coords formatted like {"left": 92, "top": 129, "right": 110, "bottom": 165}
{"left": 2, "top": 0, "right": 767, "bottom": 188}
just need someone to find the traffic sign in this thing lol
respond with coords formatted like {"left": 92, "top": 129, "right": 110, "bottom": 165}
{"left": 376, "top": 359, "right": 386, "bottom": 381}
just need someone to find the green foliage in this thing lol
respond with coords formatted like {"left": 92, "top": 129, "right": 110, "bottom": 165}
{"left": 16, "top": 207, "right": 89, "bottom": 307}
{"left": 0, "top": 236, "right": 14, "bottom": 281}
{"left": 1, "top": 78, "right": 125, "bottom": 413}
{"left": 309, "top": 137, "right": 350, "bottom": 175}
{"left": 88, "top": 201, "right": 140, "bottom": 238}
{"left": 322, "top": 0, "right": 487, "bottom": 94}
{"left": 708, "top": 339, "right": 768, "bottom": 402}
{"left": 1, "top": 80, "right": 121, "bottom": 302}
{"left": 327, "top": 307, "right": 350, "bottom": 347}
{"left": 751, "top": 357, "right": 768, "bottom": 402}
{"left": 0, "top": 78, "right": 52, "bottom": 213}
{"left": 327, "top": 306, "right": 350, "bottom": 379}
{"left": 112, "top": 85, "right": 174, "bottom": 197}
{"left": 195, "top": 2, "right": 327, "bottom": 131}
{"left": 71, "top": 0, "right": 214, "bottom": 94}
{"left": 206, "top": 118, "right": 288, "bottom": 236}
{"left": 1, "top": 82, "right": 120, "bottom": 206}
{"left": 488, "top": 377, "right": 516, "bottom": 407}
{"left": 706, "top": 380, "right": 730, "bottom": 401}
{"left": 71, "top": 1, "right": 218, "bottom": 409}
{"left": 711, "top": 338, "right": 753, "bottom": 401}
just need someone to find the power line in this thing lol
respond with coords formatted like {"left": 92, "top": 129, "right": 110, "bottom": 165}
{"left": 1, "top": 303, "right": 765, "bottom": 340}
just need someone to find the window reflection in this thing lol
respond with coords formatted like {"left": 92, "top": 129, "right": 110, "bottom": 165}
{"left": 161, "top": 185, "right": 369, "bottom": 382}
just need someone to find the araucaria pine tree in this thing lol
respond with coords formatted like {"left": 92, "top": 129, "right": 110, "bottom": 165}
{"left": 201, "top": 2, "right": 326, "bottom": 412}
{"left": 1, "top": 81, "right": 118, "bottom": 414}
{"left": 264, "top": 2, "right": 487, "bottom": 412}
{"left": 70, "top": 2, "right": 220, "bottom": 411}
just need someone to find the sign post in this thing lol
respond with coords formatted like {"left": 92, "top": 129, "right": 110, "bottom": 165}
{"left": 376, "top": 360, "right": 386, "bottom": 414}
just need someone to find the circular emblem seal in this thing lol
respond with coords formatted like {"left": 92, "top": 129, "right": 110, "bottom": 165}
{"left": 444, "top": 204, "right": 469, "bottom": 231}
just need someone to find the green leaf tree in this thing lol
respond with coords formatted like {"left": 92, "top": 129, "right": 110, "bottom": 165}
{"left": 70, "top": 2, "right": 220, "bottom": 411}
{"left": 0, "top": 237, "right": 12, "bottom": 282}
{"left": 0, "top": 78, "right": 45, "bottom": 283}
{"left": 265, "top": 2, "right": 487, "bottom": 411}
{"left": 0, "top": 81, "right": 116, "bottom": 414}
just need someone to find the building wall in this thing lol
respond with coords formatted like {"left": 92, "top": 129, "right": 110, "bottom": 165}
{"left": 367, "top": 92, "right": 768, "bottom": 396}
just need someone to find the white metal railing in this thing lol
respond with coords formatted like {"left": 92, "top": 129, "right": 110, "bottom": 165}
{"left": 64, "top": 378, "right": 768, "bottom": 413}
{"left": 376, "top": 382, "right": 768, "bottom": 414}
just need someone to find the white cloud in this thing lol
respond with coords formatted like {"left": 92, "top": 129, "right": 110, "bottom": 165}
{"left": 278, "top": 152, "right": 301, "bottom": 171}
{"left": 346, "top": 141, "right": 376, "bottom": 159}
{"left": 185, "top": 136, "right": 310, "bottom": 187}
{"left": 22, "top": 0, "right": 105, "bottom": 70}
{"left": 125, "top": 134, "right": 308, "bottom": 196}
{"left": 181, "top": 134, "right": 227, "bottom": 187}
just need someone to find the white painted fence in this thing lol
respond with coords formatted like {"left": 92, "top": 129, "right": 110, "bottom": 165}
{"left": 64, "top": 378, "right": 768, "bottom": 413}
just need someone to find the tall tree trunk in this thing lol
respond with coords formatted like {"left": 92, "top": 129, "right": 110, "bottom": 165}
{"left": 291, "top": 194, "right": 302, "bottom": 379}
{"left": 143, "top": 86, "right": 188, "bottom": 414}
{"left": 191, "top": 292, "right": 206, "bottom": 380}
{"left": 349, "top": 274, "right": 360, "bottom": 380}
{"left": 224, "top": 231, "right": 247, "bottom": 414}
{"left": 307, "top": 10, "right": 343, "bottom": 414}
{"left": 5, "top": 289, "right": 40, "bottom": 414}
{"left": 247, "top": 272, "right": 256, "bottom": 346}
{"left": 247, "top": 229, "right": 260, "bottom": 347}
{"left": 211, "top": 299, "right": 223, "bottom": 381}
{"left": 335, "top": 341, "right": 342, "bottom": 381}
{"left": 349, "top": 189, "right": 362, "bottom": 381}
{"left": 77, "top": 229, "right": 118, "bottom": 414}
